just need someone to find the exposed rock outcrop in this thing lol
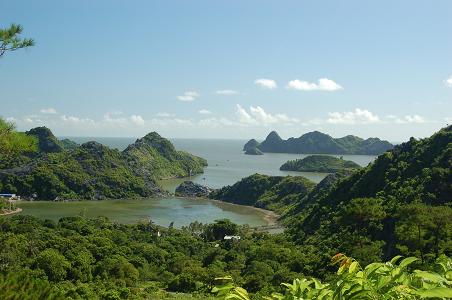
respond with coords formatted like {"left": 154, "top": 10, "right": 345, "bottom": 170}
{"left": 175, "top": 181, "right": 212, "bottom": 197}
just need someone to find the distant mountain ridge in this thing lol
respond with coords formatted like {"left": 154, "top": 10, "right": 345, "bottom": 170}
{"left": 245, "top": 130, "right": 394, "bottom": 155}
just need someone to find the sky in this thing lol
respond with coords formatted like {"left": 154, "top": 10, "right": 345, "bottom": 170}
{"left": 1, "top": 0, "right": 451, "bottom": 142}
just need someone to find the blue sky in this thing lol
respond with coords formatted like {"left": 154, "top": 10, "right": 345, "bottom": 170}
{"left": 1, "top": 0, "right": 451, "bottom": 141}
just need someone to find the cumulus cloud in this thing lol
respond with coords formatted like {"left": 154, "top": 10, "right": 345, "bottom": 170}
{"left": 254, "top": 78, "right": 277, "bottom": 89}
{"left": 216, "top": 90, "right": 238, "bottom": 95}
{"left": 235, "top": 104, "right": 256, "bottom": 124}
{"left": 40, "top": 107, "right": 57, "bottom": 114}
{"left": 198, "top": 109, "right": 212, "bottom": 115}
{"left": 327, "top": 108, "right": 380, "bottom": 124}
{"left": 287, "top": 78, "right": 343, "bottom": 91}
{"left": 444, "top": 76, "right": 452, "bottom": 87}
{"left": 392, "top": 115, "right": 426, "bottom": 124}
{"left": 177, "top": 91, "right": 199, "bottom": 101}
{"left": 235, "top": 104, "right": 299, "bottom": 126}
{"left": 130, "top": 115, "right": 145, "bottom": 126}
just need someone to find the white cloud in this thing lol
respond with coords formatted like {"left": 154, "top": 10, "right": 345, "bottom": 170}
{"left": 394, "top": 115, "right": 426, "bottom": 124}
{"left": 235, "top": 104, "right": 256, "bottom": 124}
{"left": 198, "top": 109, "right": 212, "bottom": 115}
{"left": 198, "top": 117, "right": 237, "bottom": 128}
{"left": 254, "top": 78, "right": 277, "bottom": 89}
{"left": 156, "top": 112, "right": 175, "bottom": 118}
{"left": 60, "top": 115, "right": 96, "bottom": 126}
{"left": 40, "top": 107, "right": 57, "bottom": 114}
{"left": 444, "top": 76, "right": 452, "bottom": 87}
{"left": 327, "top": 108, "right": 380, "bottom": 124}
{"left": 130, "top": 115, "right": 145, "bottom": 126}
{"left": 287, "top": 78, "right": 343, "bottom": 91}
{"left": 235, "top": 104, "right": 299, "bottom": 126}
{"left": 177, "top": 91, "right": 199, "bottom": 101}
{"left": 216, "top": 90, "right": 238, "bottom": 95}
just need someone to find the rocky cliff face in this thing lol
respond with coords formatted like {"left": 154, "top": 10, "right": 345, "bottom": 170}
{"left": 26, "top": 127, "right": 63, "bottom": 153}
{"left": 175, "top": 181, "right": 212, "bottom": 197}
{"left": 243, "top": 139, "right": 260, "bottom": 151}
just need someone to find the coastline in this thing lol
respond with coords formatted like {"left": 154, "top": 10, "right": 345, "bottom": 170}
{"left": 176, "top": 196, "right": 280, "bottom": 227}
{"left": 0, "top": 207, "right": 22, "bottom": 216}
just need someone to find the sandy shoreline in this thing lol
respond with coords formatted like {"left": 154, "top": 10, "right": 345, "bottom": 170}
{"left": 0, "top": 207, "right": 23, "bottom": 216}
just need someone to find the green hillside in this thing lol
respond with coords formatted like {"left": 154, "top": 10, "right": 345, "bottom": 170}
{"left": 0, "top": 126, "right": 207, "bottom": 200}
{"left": 280, "top": 155, "right": 362, "bottom": 172}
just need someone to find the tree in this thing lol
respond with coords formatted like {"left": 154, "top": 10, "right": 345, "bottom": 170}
{"left": 0, "top": 118, "right": 37, "bottom": 160}
{"left": 0, "top": 24, "right": 34, "bottom": 57}
{"left": 35, "top": 249, "right": 70, "bottom": 282}
{"left": 203, "top": 219, "right": 238, "bottom": 241}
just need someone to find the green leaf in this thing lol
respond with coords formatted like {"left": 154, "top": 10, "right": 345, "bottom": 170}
{"left": 349, "top": 261, "right": 359, "bottom": 274}
{"left": 414, "top": 271, "right": 447, "bottom": 283}
{"left": 398, "top": 257, "right": 419, "bottom": 269}
{"left": 414, "top": 287, "right": 452, "bottom": 298}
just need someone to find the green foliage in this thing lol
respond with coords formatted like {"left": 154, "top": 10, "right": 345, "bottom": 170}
{"left": 0, "top": 127, "right": 207, "bottom": 199}
{"left": 0, "top": 215, "right": 307, "bottom": 299}
{"left": 0, "top": 272, "right": 63, "bottom": 300}
{"left": 284, "top": 126, "right": 452, "bottom": 275}
{"left": 0, "top": 118, "right": 37, "bottom": 160}
{"left": 0, "top": 23, "right": 34, "bottom": 57}
{"left": 123, "top": 132, "right": 207, "bottom": 180}
{"left": 203, "top": 219, "right": 239, "bottom": 241}
{"left": 280, "top": 155, "right": 361, "bottom": 173}
{"left": 35, "top": 249, "right": 71, "bottom": 281}
{"left": 214, "top": 254, "right": 452, "bottom": 300}
{"left": 211, "top": 174, "right": 315, "bottom": 213}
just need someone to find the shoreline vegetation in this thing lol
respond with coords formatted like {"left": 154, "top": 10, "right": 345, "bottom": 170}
{"left": 11, "top": 194, "right": 282, "bottom": 231}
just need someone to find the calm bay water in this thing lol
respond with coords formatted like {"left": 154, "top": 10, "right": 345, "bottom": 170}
{"left": 17, "top": 198, "right": 268, "bottom": 228}
{"left": 16, "top": 137, "right": 376, "bottom": 227}
{"left": 67, "top": 137, "right": 376, "bottom": 191}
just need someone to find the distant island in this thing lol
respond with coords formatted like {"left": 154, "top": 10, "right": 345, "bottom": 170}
{"left": 0, "top": 127, "right": 207, "bottom": 200}
{"left": 244, "top": 131, "right": 393, "bottom": 155}
{"left": 280, "top": 155, "right": 362, "bottom": 173}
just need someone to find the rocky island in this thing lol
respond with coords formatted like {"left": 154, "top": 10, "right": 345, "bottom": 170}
{"left": 244, "top": 130, "right": 394, "bottom": 155}
{"left": 280, "top": 155, "right": 362, "bottom": 173}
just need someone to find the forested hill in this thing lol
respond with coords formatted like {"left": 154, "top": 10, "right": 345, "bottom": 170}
{"left": 245, "top": 130, "right": 393, "bottom": 155}
{"left": 210, "top": 174, "right": 315, "bottom": 213}
{"left": 123, "top": 132, "right": 207, "bottom": 179}
{"left": 0, "top": 127, "right": 207, "bottom": 200}
{"left": 283, "top": 125, "right": 452, "bottom": 273}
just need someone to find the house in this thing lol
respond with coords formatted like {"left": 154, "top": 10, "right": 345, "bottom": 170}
{"left": 0, "top": 194, "right": 18, "bottom": 200}
{"left": 223, "top": 235, "right": 241, "bottom": 240}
